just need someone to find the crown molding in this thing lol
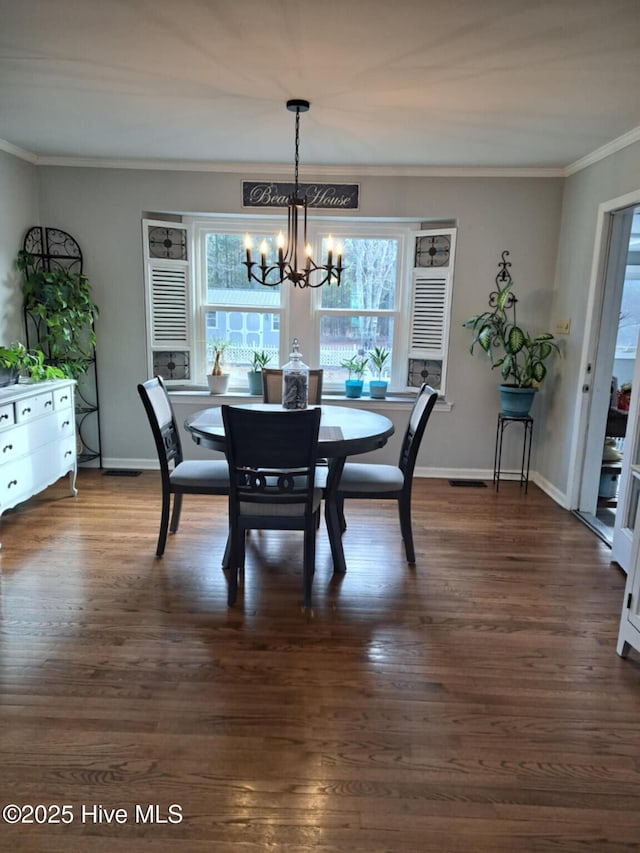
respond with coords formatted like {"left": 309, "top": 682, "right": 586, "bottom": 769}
{"left": 564, "top": 125, "right": 640, "bottom": 176}
{"left": 20, "top": 154, "right": 565, "bottom": 178}
{"left": 0, "top": 138, "right": 38, "bottom": 164}
{"left": 4, "top": 127, "right": 639, "bottom": 178}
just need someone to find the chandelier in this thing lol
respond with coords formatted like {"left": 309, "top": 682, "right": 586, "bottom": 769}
{"left": 243, "top": 99, "right": 343, "bottom": 288}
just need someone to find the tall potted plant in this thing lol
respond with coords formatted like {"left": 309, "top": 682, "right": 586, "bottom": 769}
{"left": 463, "top": 277, "right": 559, "bottom": 417}
{"left": 17, "top": 251, "right": 98, "bottom": 379}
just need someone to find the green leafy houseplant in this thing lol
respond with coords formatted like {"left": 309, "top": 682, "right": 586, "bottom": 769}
{"left": 247, "top": 349, "right": 272, "bottom": 395}
{"left": 340, "top": 353, "right": 368, "bottom": 380}
{"left": 250, "top": 350, "right": 272, "bottom": 372}
{"left": 341, "top": 353, "right": 368, "bottom": 398}
{"left": 463, "top": 282, "right": 559, "bottom": 388}
{"left": 368, "top": 346, "right": 390, "bottom": 380}
{"left": 17, "top": 251, "right": 98, "bottom": 379}
{"left": 0, "top": 341, "right": 66, "bottom": 385}
{"left": 463, "top": 278, "right": 559, "bottom": 416}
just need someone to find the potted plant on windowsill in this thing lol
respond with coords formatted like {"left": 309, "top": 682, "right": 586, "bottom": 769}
{"left": 463, "top": 271, "right": 559, "bottom": 417}
{"left": 368, "top": 346, "right": 390, "bottom": 399}
{"left": 208, "top": 340, "right": 231, "bottom": 394}
{"left": 341, "top": 353, "right": 368, "bottom": 399}
{"left": 247, "top": 349, "right": 272, "bottom": 395}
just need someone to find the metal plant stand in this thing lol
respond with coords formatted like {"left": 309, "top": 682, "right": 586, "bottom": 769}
{"left": 493, "top": 414, "right": 533, "bottom": 493}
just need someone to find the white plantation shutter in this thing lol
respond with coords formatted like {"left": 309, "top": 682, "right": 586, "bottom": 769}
{"left": 143, "top": 219, "right": 193, "bottom": 384}
{"left": 410, "top": 273, "right": 448, "bottom": 355}
{"left": 407, "top": 228, "right": 456, "bottom": 393}
{"left": 149, "top": 266, "right": 189, "bottom": 347}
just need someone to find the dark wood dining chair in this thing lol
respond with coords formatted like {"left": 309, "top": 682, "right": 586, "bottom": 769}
{"left": 335, "top": 383, "right": 438, "bottom": 563}
{"left": 138, "top": 376, "right": 229, "bottom": 556}
{"left": 221, "top": 405, "right": 322, "bottom": 607}
{"left": 261, "top": 368, "right": 323, "bottom": 404}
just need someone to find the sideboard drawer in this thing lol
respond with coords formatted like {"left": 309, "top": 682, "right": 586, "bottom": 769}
{"left": 0, "top": 425, "right": 28, "bottom": 466}
{"left": 0, "top": 402, "right": 15, "bottom": 428}
{"left": 15, "top": 392, "right": 54, "bottom": 423}
{"left": 54, "top": 386, "right": 73, "bottom": 411}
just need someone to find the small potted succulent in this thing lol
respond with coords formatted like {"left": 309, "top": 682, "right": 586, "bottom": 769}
{"left": 247, "top": 349, "right": 272, "bottom": 395}
{"left": 207, "top": 339, "right": 231, "bottom": 394}
{"left": 341, "top": 352, "right": 368, "bottom": 398}
{"left": 368, "top": 346, "right": 390, "bottom": 399}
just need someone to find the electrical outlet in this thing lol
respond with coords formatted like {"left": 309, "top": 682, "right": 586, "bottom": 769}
{"left": 555, "top": 319, "right": 571, "bottom": 335}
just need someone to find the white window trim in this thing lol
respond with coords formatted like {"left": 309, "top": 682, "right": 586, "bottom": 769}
{"left": 144, "top": 215, "right": 456, "bottom": 397}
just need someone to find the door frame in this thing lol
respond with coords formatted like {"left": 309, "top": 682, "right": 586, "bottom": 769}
{"left": 567, "top": 188, "right": 640, "bottom": 511}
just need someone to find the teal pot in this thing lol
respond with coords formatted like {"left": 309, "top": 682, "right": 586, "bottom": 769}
{"left": 247, "top": 370, "right": 263, "bottom": 395}
{"left": 345, "top": 379, "right": 364, "bottom": 398}
{"left": 369, "top": 380, "right": 388, "bottom": 399}
{"left": 498, "top": 385, "right": 537, "bottom": 417}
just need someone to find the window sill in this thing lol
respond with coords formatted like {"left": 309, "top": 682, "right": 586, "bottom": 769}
{"left": 169, "top": 387, "right": 452, "bottom": 412}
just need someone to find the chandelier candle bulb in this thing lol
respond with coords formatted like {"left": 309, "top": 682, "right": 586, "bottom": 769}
{"left": 244, "top": 235, "right": 252, "bottom": 267}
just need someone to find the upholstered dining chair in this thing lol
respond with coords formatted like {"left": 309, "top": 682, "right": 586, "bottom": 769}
{"left": 138, "top": 376, "right": 229, "bottom": 557}
{"left": 221, "top": 405, "right": 322, "bottom": 607}
{"left": 261, "top": 368, "right": 324, "bottom": 404}
{"left": 335, "top": 383, "right": 438, "bottom": 564}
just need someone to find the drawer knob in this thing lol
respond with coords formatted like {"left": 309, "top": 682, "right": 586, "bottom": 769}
{"left": 60, "top": 395, "right": 68, "bottom": 402}
{"left": 62, "top": 420, "right": 70, "bottom": 428}
{"left": 7, "top": 479, "right": 18, "bottom": 488}
{"left": 21, "top": 406, "right": 31, "bottom": 415}
{"left": 3, "top": 444, "right": 13, "bottom": 453}
{"left": 0, "top": 413, "right": 8, "bottom": 421}
{"left": 45, "top": 400, "right": 52, "bottom": 408}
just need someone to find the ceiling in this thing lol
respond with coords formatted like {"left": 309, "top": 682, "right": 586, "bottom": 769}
{"left": 1, "top": 0, "right": 640, "bottom": 172}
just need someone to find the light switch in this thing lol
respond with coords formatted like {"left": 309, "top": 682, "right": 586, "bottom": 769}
{"left": 555, "top": 319, "right": 571, "bottom": 335}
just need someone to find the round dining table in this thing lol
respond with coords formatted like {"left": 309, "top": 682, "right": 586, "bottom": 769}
{"left": 185, "top": 403, "right": 395, "bottom": 574}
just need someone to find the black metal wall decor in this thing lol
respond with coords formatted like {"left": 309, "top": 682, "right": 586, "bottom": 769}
{"left": 489, "top": 250, "right": 517, "bottom": 314}
{"left": 21, "top": 226, "right": 102, "bottom": 467}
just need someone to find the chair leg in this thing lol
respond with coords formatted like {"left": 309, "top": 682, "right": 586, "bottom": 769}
{"left": 156, "top": 489, "right": 171, "bottom": 557}
{"left": 303, "top": 520, "right": 317, "bottom": 608}
{"left": 337, "top": 496, "right": 347, "bottom": 532}
{"left": 227, "top": 527, "right": 241, "bottom": 606}
{"left": 169, "top": 491, "right": 183, "bottom": 533}
{"left": 398, "top": 494, "right": 415, "bottom": 563}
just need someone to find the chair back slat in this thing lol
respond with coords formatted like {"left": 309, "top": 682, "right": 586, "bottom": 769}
{"left": 261, "top": 369, "right": 323, "bottom": 404}
{"left": 222, "top": 406, "right": 321, "bottom": 513}
{"left": 398, "top": 384, "right": 438, "bottom": 476}
{"left": 138, "top": 376, "right": 184, "bottom": 472}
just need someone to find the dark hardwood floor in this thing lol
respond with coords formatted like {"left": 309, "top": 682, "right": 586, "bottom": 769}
{"left": 1, "top": 470, "right": 639, "bottom": 852}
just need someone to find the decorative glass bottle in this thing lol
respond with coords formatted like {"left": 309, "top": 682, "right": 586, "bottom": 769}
{"left": 282, "top": 338, "right": 309, "bottom": 410}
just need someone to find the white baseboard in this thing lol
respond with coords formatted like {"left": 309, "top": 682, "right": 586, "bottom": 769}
{"left": 100, "top": 458, "right": 159, "bottom": 471}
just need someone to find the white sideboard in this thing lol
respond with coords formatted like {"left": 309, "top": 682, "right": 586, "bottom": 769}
{"left": 0, "top": 379, "right": 77, "bottom": 546}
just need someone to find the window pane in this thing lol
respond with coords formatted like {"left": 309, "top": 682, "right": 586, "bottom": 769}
{"left": 206, "top": 309, "right": 279, "bottom": 386}
{"left": 320, "top": 238, "right": 398, "bottom": 310}
{"left": 319, "top": 315, "right": 393, "bottom": 385}
{"left": 206, "top": 233, "right": 282, "bottom": 302}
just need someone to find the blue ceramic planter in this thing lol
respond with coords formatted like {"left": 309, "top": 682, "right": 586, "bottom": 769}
{"left": 498, "top": 385, "right": 537, "bottom": 417}
{"left": 345, "top": 379, "right": 364, "bottom": 398}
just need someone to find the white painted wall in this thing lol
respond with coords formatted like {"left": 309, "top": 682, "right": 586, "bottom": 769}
{"left": 539, "top": 141, "right": 640, "bottom": 507}
{"left": 27, "top": 165, "right": 563, "bottom": 476}
{"left": 0, "top": 151, "right": 38, "bottom": 343}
